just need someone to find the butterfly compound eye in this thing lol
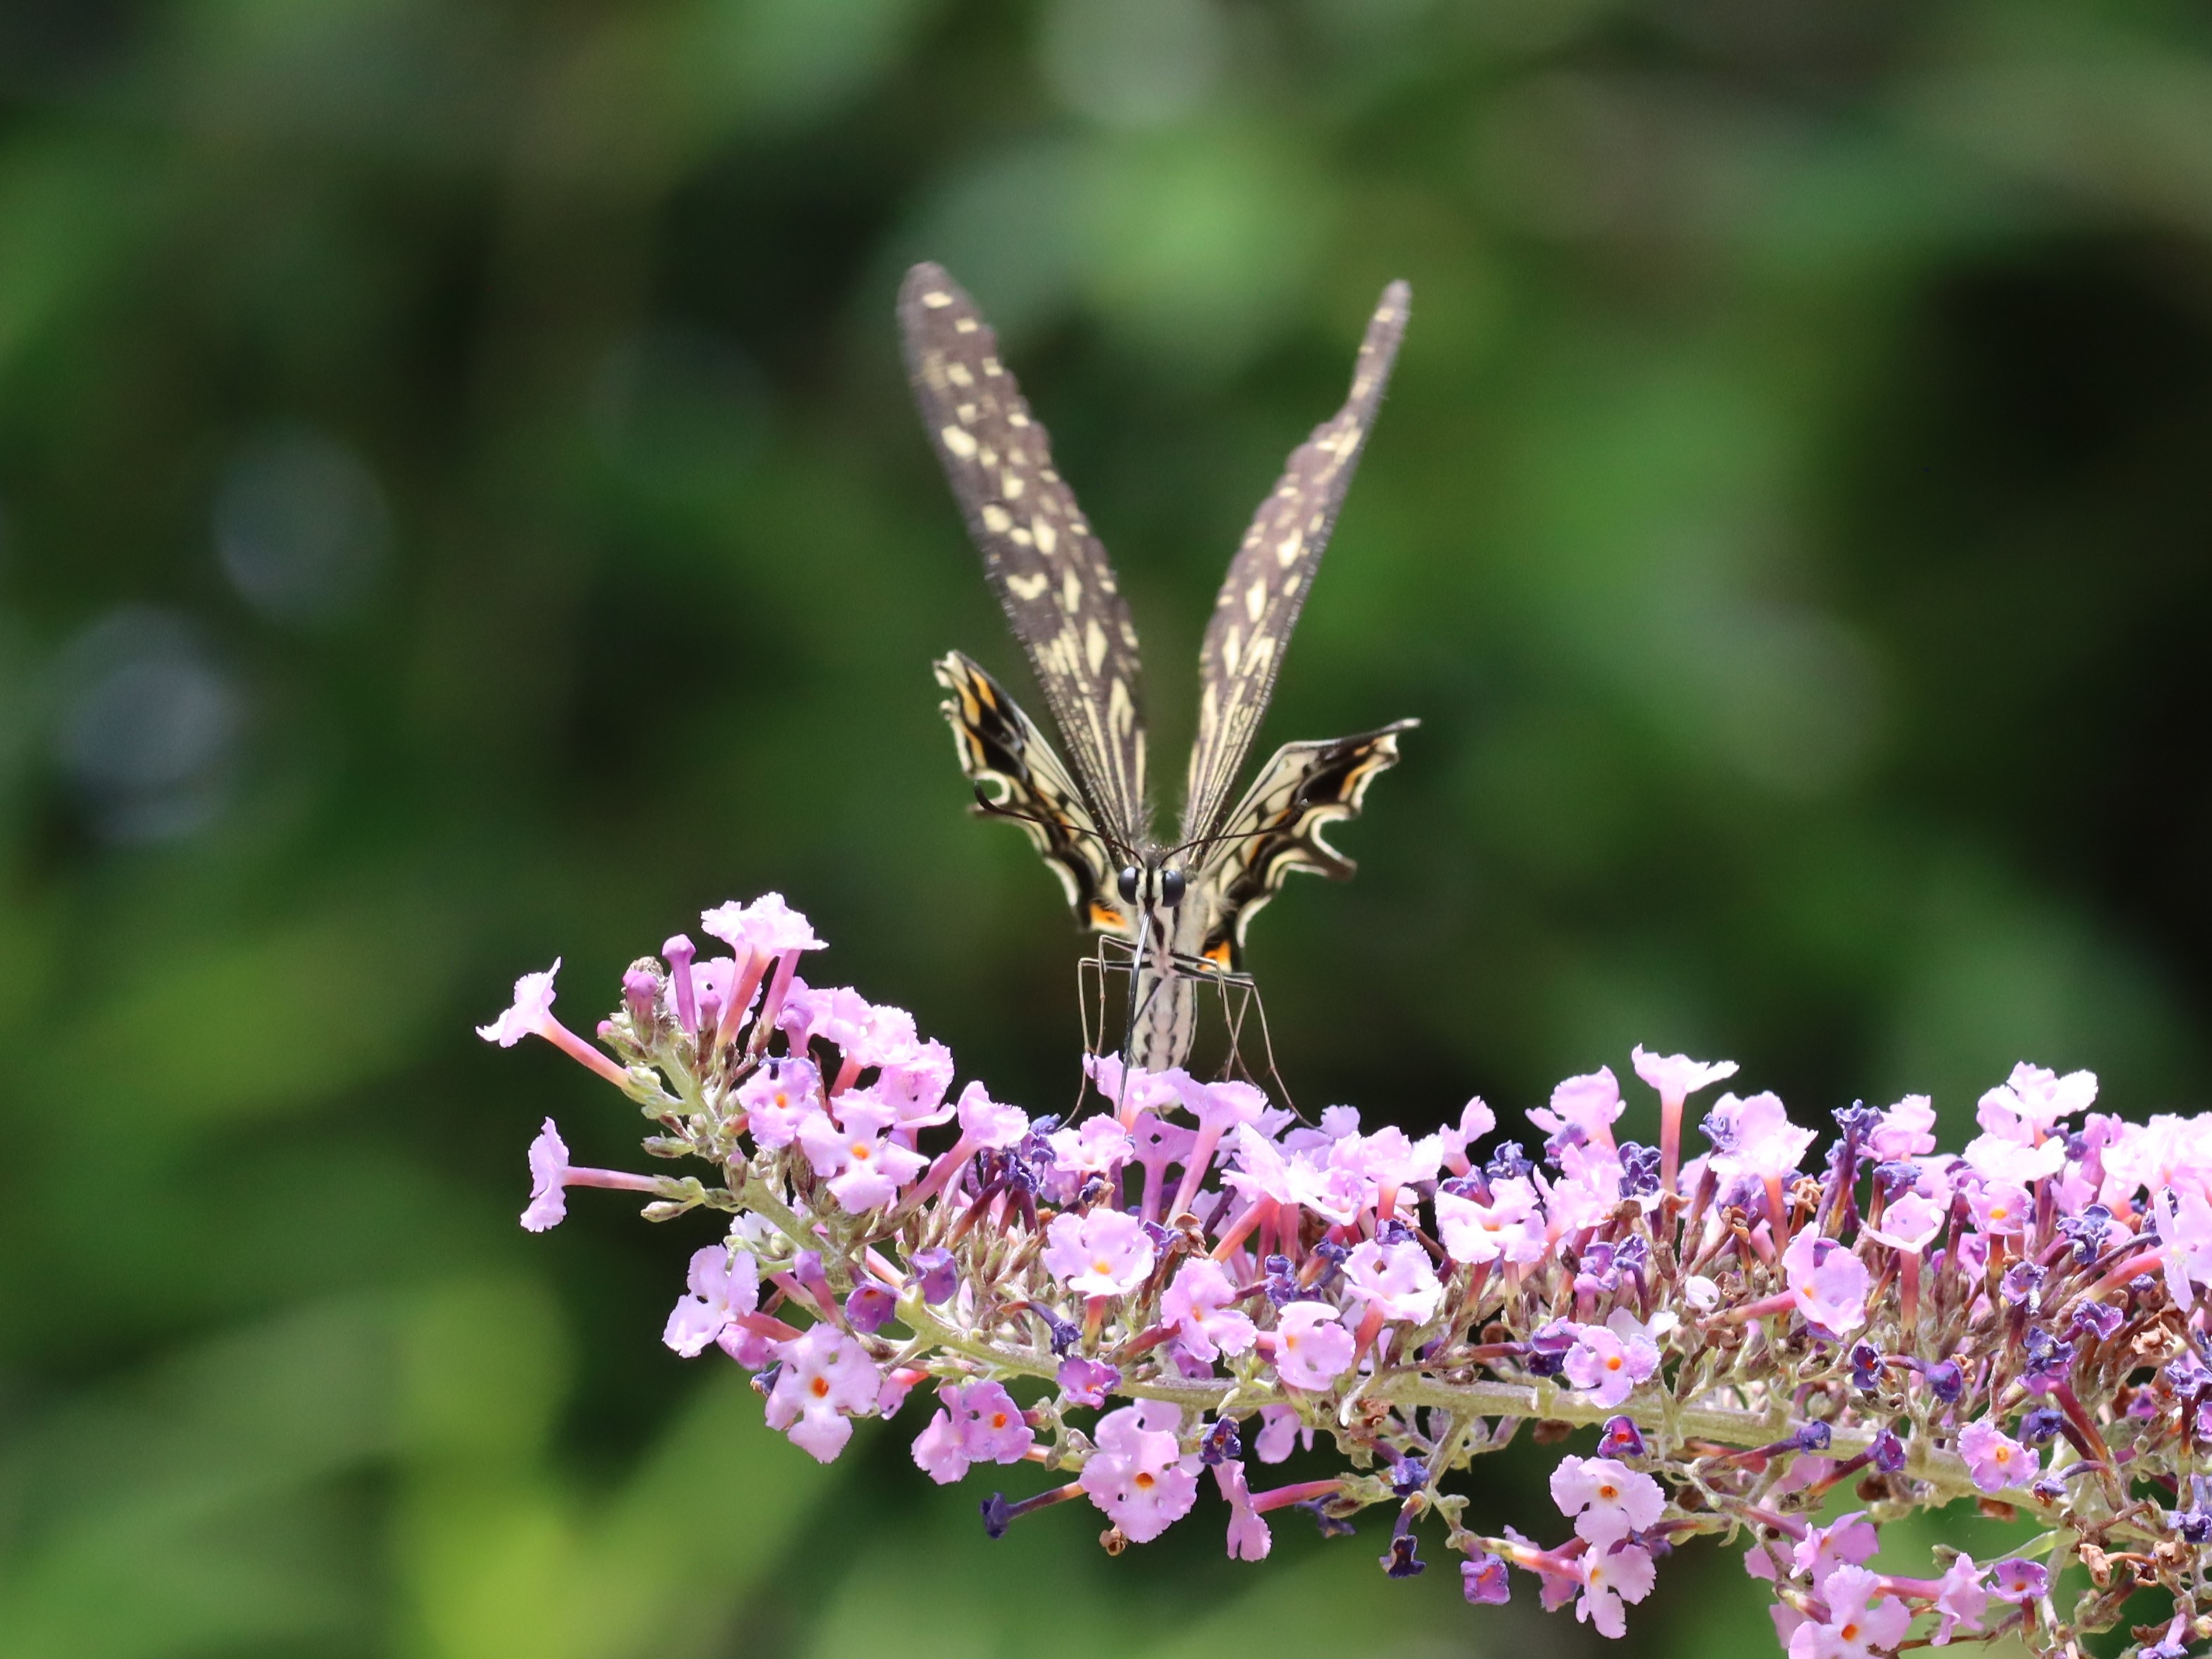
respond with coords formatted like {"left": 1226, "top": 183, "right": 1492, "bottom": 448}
{"left": 1117, "top": 866, "right": 1139, "bottom": 903}
{"left": 1160, "top": 868, "right": 1187, "bottom": 908}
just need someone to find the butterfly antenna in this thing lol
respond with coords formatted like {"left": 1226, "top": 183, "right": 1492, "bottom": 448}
{"left": 971, "top": 785, "right": 1135, "bottom": 865}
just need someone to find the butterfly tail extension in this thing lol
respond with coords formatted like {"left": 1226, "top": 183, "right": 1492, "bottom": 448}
{"left": 934, "top": 652, "right": 1137, "bottom": 940}
{"left": 1191, "top": 718, "right": 1418, "bottom": 970}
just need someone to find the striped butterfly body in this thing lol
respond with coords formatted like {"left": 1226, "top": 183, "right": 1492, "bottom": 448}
{"left": 901, "top": 263, "right": 1416, "bottom": 1072}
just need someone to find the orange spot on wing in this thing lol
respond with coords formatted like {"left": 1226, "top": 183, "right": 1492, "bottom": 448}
{"left": 1204, "top": 941, "right": 1234, "bottom": 968}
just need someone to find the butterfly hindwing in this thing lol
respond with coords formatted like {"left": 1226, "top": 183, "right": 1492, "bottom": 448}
{"left": 1182, "top": 282, "right": 1411, "bottom": 846}
{"left": 1189, "top": 720, "right": 1418, "bottom": 970}
{"left": 901, "top": 265, "right": 1149, "bottom": 849}
{"left": 935, "top": 651, "right": 1135, "bottom": 941}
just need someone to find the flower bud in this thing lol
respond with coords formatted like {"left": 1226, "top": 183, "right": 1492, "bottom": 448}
{"left": 846, "top": 1283, "right": 897, "bottom": 1334}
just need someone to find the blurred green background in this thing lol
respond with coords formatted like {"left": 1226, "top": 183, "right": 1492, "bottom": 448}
{"left": 4, "top": 0, "right": 2210, "bottom": 1653}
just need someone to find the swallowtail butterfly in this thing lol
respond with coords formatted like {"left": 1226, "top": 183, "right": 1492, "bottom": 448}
{"left": 901, "top": 263, "right": 1415, "bottom": 1071}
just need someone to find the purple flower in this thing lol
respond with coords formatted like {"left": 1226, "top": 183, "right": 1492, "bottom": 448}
{"left": 1987, "top": 1557, "right": 2049, "bottom": 1603}
{"left": 1080, "top": 1401, "right": 1199, "bottom": 1542}
{"left": 1160, "top": 1258, "right": 1257, "bottom": 1361}
{"left": 1042, "top": 1208, "right": 1156, "bottom": 1296}
{"left": 662, "top": 1244, "right": 761, "bottom": 1356}
{"left": 763, "top": 1325, "right": 880, "bottom": 1463}
{"left": 1782, "top": 1230, "right": 1870, "bottom": 1336}
{"left": 1561, "top": 1320, "right": 1660, "bottom": 1409}
{"left": 521, "top": 1119, "right": 571, "bottom": 1232}
{"left": 1920, "top": 1358, "right": 1963, "bottom": 1403}
{"left": 1550, "top": 1454, "right": 1663, "bottom": 1548}
{"left": 844, "top": 1282, "right": 897, "bottom": 1334}
{"left": 1597, "top": 1415, "right": 1646, "bottom": 1459}
{"left": 1056, "top": 1355, "right": 1120, "bottom": 1407}
{"left": 1870, "top": 1427, "right": 1905, "bottom": 1473}
{"left": 1273, "top": 1302, "right": 1355, "bottom": 1390}
{"left": 1958, "top": 1418, "right": 2038, "bottom": 1494}
{"left": 907, "top": 1246, "right": 958, "bottom": 1305}
{"left": 1461, "top": 1551, "right": 1512, "bottom": 1604}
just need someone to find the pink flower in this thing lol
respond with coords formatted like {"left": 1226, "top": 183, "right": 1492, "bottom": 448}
{"left": 1868, "top": 1094, "right": 1937, "bottom": 1160}
{"left": 1254, "top": 1404, "right": 1311, "bottom": 1463}
{"left": 797, "top": 1092, "right": 927, "bottom": 1212}
{"left": 955, "top": 1079, "right": 1028, "bottom": 1148}
{"left": 2154, "top": 1187, "right": 2212, "bottom": 1306}
{"left": 1561, "top": 1322, "right": 1659, "bottom": 1408}
{"left": 1435, "top": 1175, "right": 1549, "bottom": 1266}
{"left": 737, "top": 1056, "right": 821, "bottom": 1149}
{"left": 1931, "top": 1553, "right": 1989, "bottom": 1644}
{"left": 699, "top": 891, "right": 825, "bottom": 957}
{"left": 477, "top": 961, "right": 561, "bottom": 1047}
{"left": 1958, "top": 1419, "right": 2037, "bottom": 1494}
{"left": 1965, "top": 1179, "right": 2034, "bottom": 1237}
{"left": 1160, "top": 1259, "right": 1256, "bottom": 1361}
{"left": 1863, "top": 1191, "right": 1944, "bottom": 1253}
{"left": 1215, "top": 1460, "right": 1270, "bottom": 1560}
{"left": 1085, "top": 1053, "right": 1185, "bottom": 1121}
{"left": 911, "top": 1379, "right": 1034, "bottom": 1482}
{"left": 1273, "top": 1301, "right": 1355, "bottom": 1389}
{"left": 1788, "top": 1565, "right": 1909, "bottom": 1659}
{"left": 521, "top": 1119, "right": 570, "bottom": 1232}
{"left": 662, "top": 1245, "right": 761, "bottom": 1357}
{"left": 1342, "top": 1237, "right": 1444, "bottom": 1325}
{"left": 1631, "top": 1047, "right": 1739, "bottom": 1109}
{"left": 1048, "top": 1115, "right": 1137, "bottom": 1177}
{"left": 1791, "top": 1511, "right": 1879, "bottom": 1589}
{"left": 1962, "top": 1134, "right": 2063, "bottom": 1187}
{"left": 764, "top": 1325, "right": 880, "bottom": 1463}
{"left": 1043, "top": 1208, "right": 1156, "bottom": 1296}
{"left": 1706, "top": 1091, "right": 1817, "bottom": 1184}
{"left": 1437, "top": 1096, "right": 1498, "bottom": 1173}
{"left": 1551, "top": 1455, "right": 1664, "bottom": 1547}
{"left": 1530, "top": 1066, "right": 1625, "bottom": 1150}
{"left": 1782, "top": 1229, "right": 1870, "bottom": 1335}
{"left": 1080, "top": 1401, "right": 1199, "bottom": 1542}
{"left": 1574, "top": 1539, "right": 1657, "bottom": 1638}
{"left": 878, "top": 1039, "right": 955, "bottom": 1126}
{"left": 1977, "top": 1062, "right": 2097, "bottom": 1140}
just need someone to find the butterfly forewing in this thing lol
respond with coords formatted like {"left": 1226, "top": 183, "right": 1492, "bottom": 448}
{"left": 901, "top": 263, "right": 1149, "bottom": 851}
{"left": 1181, "top": 281, "right": 1411, "bottom": 846}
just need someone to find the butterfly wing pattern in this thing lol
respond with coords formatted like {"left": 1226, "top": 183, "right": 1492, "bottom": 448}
{"left": 1187, "top": 720, "right": 1418, "bottom": 973}
{"left": 934, "top": 649, "right": 1135, "bottom": 939}
{"left": 1182, "top": 281, "right": 1413, "bottom": 850}
{"left": 900, "top": 265, "right": 1149, "bottom": 853}
{"left": 906, "top": 262, "right": 1416, "bottom": 1071}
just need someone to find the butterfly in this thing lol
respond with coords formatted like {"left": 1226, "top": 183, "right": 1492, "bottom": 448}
{"left": 901, "top": 263, "right": 1416, "bottom": 1072}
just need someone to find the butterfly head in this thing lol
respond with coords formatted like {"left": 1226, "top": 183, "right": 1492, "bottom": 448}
{"left": 1116, "top": 860, "right": 1186, "bottom": 911}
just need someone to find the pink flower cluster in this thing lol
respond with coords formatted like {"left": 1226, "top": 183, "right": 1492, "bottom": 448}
{"left": 485, "top": 897, "right": 2212, "bottom": 1659}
